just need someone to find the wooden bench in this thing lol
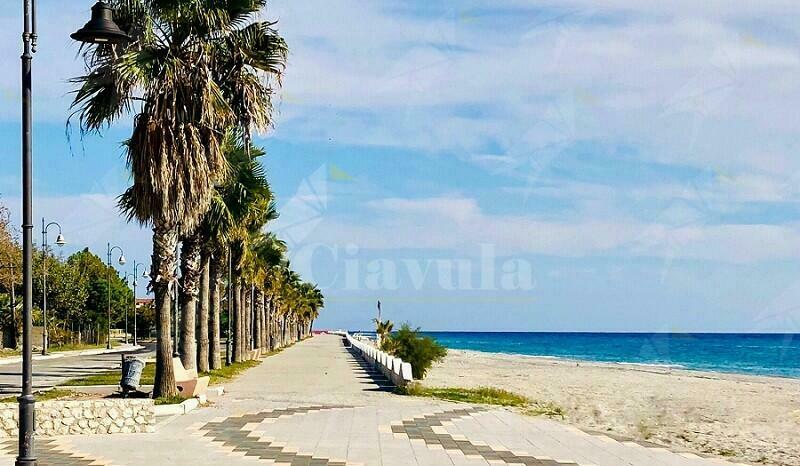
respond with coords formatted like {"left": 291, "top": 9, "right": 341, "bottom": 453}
{"left": 172, "top": 357, "right": 210, "bottom": 398}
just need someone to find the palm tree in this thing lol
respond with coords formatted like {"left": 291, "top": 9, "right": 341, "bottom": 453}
{"left": 194, "top": 136, "right": 275, "bottom": 366}
{"left": 70, "top": 0, "right": 287, "bottom": 397}
{"left": 230, "top": 195, "right": 279, "bottom": 360}
{"left": 374, "top": 319, "right": 394, "bottom": 350}
{"left": 297, "top": 282, "right": 323, "bottom": 339}
{"left": 247, "top": 233, "right": 286, "bottom": 350}
{"left": 191, "top": 136, "right": 272, "bottom": 369}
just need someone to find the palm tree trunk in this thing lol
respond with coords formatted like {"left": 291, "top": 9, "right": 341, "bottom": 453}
{"left": 281, "top": 316, "right": 287, "bottom": 347}
{"left": 196, "top": 251, "right": 210, "bottom": 373}
{"left": 265, "top": 297, "right": 272, "bottom": 351}
{"left": 260, "top": 296, "right": 267, "bottom": 349}
{"left": 208, "top": 255, "right": 222, "bottom": 370}
{"left": 152, "top": 224, "right": 178, "bottom": 398}
{"left": 233, "top": 279, "right": 242, "bottom": 362}
{"left": 179, "top": 234, "right": 201, "bottom": 370}
{"left": 244, "top": 286, "right": 252, "bottom": 356}
{"left": 250, "top": 287, "right": 255, "bottom": 351}
{"left": 253, "top": 290, "right": 262, "bottom": 350}
{"left": 272, "top": 315, "right": 279, "bottom": 350}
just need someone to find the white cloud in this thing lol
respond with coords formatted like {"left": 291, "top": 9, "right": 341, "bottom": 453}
{"left": 301, "top": 195, "right": 800, "bottom": 264}
{"left": 4, "top": 0, "right": 798, "bottom": 186}
{"left": 366, "top": 197, "right": 480, "bottom": 223}
{"left": 264, "top": 0, "right": 800, "bottom": 197}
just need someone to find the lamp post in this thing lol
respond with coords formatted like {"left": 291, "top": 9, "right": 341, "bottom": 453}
{"left": 122, "top": 274, "right": 132, "bottom": 344}
{"left": 18, "top": 2, "right": 128, "bottom": 464}
{"left": 40, "top": 219, "right": 65, "bottom": 355}
{"left": 106, "top": 244, "right": 126, "bottom": 349}
{"left": 130, "top": 261, "right": 148, "bottom": 346}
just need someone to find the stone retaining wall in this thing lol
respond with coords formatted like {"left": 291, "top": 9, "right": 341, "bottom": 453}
{"left": 0, "top": 399, "right": 155, "bottom": 436}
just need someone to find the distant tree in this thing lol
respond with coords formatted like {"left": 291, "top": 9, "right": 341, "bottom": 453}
{"left": 68, "top": 248, "right": 132, "bottom": 341}
{"left": 47, "top": 259, "right": 89, "bottom": 344}
{"left": 136, "top": 301, "right": 156, "bottom": 341}
{"left": 0, "top": 198, "right": 21, "bottom": 348}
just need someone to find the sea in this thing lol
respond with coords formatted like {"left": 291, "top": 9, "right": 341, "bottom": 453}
{"left": 355, "top": 331, "right": 800, "bottom": 379}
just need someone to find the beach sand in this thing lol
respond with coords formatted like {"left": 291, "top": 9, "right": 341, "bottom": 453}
{"left": 422, "top": 349, "right": 800, "bottom": 465}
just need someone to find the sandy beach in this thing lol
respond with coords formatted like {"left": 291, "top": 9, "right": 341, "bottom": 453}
{"left": 422, "top": 349, "right": 800, "bottom": 466}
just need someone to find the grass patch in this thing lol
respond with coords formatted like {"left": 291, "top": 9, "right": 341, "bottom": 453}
{"left": 48, "top": 342, "right": 108, "bottom": 353}
{"left": 0, "top": 388, "right": 76, "bottom": 403}
{"left": 399, "top": 384, "right": 530, "bottom": 407}
{"left": 61, "top": 350, "right": 271, "bottom": 388}
{"left": 399, "top": 383, "right": 567, "bottom": 419}
{"left": 200, "top": 359, "right": 261, "bottom": 385}
{"left": 0, "top": 349, "right": 21, "bottom": 358}
{"left": 154, "top": 395, "right": 187, "bottom": 405}
{"left": 61, "top": 363, "right": 155, "bottom": 387}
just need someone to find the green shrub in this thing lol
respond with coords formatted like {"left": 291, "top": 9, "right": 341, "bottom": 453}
{"left": 387, "top": 324, "right": 447, "bottom": 379}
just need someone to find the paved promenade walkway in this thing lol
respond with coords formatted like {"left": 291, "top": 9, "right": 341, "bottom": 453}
{"left": 0, "top": 335, "right": 744, "bottom": 465}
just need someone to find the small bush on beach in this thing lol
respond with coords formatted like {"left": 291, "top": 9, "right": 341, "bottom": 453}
{"left": 387, "top": 324, "right": 447, "bottom": 379}
{"left": 524, "top": 401, "right": 566, "bottom": 419}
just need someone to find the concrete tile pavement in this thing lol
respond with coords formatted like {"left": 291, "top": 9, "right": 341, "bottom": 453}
{"left": 0, "top": 335, "right": 747, "bottom": 465}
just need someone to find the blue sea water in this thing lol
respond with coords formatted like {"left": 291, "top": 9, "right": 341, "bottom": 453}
{"left": 360, "top": 331, "right": 800, "bottom": 379}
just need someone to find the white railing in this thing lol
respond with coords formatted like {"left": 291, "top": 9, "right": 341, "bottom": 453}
{"left": 336, "top": 332, "right": 414, "bottom": 387}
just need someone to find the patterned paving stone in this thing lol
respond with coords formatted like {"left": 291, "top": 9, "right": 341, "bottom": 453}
{"left": 389, "top": 407, "right": 580, "bottom": 466}
{"left": 0, "top": 439, "right": 107, "bottom": 466}
{"left": 194, "top": 405, "right": 360, "bottom": 465}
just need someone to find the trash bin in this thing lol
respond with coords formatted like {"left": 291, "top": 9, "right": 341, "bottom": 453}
{"left": 120, "top": 356, "right": 146, "bottom": 394}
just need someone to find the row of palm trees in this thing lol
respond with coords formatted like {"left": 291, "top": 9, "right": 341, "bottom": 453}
{"left": 172, "top": 137, "right": 324, "bottom": 376}
{"left": 69, "top": 1, "right": 320, "bottom": 397}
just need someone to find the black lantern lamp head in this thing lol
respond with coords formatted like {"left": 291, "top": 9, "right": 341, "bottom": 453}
{"left": 71, "top": 1, "right": 130, "bottom": 44}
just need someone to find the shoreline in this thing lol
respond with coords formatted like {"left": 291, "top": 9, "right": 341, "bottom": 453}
{"left": 449, "top": 347, "right": 800, "bottom": 382}
{"left": 423, "top": 348, "right": 800, "bottom": 466}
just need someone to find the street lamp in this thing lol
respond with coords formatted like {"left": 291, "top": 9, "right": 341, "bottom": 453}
{"left": 122, "top": 274, "right": 132, "bottom": 345}
{"left": 40, "top": 219, "right": 65, "bottom": 355}
{"left": 18, "top": 1, "right": 128, "bottom": 465}
{"left": 106, "top": 244, "right": 125, "bottom": 350}
{"left": 70, "top": 1, "right": 131, "bottom": 44}
{"left": 127, "top": 262, "right": 148, "bottom": 346}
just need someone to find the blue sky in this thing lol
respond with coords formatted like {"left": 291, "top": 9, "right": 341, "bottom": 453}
{"left": 1, "top": 1, "right": 800, "bottom": 332}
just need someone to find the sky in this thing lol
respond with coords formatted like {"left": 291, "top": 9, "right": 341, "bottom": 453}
{"left": 1, "top": 1, "right": 800, "bottom": 332}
